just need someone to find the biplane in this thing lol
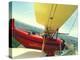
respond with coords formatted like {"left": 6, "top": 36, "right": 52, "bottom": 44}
{"left": 9, "top": 3, "right": 77, "bottom": 56}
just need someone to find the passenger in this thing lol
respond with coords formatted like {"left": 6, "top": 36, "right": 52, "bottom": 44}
{"left": 32, "top": 32, "right": 36, "bottom": 35}
{"left": 61, "top": 40, "right": 68, "bottom": 50}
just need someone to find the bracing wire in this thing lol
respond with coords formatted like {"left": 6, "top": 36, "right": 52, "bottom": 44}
{"left": 42, "top": 4, "right": 58, "bottom": 53}
{"left": 42, "top": 4, "right": 54, "bottom": 52}
{"left": 69, "top": 12, "right": 78, "bottom": 34}
{"left": 59, "top": 10, "right": 78, "bottom": 55}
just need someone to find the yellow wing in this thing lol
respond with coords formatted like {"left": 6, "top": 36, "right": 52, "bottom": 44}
{"left": 34, "top": 3, "right": 77, "bottom": 32}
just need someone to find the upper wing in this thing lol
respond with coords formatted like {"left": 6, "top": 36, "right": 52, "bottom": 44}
{"left": 34, "top": 3, "right": 77, "bottom": 32}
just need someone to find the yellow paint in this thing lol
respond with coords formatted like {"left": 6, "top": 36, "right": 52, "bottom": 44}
{"left": 34, "top": 3, "right": 77, "bottom": 33}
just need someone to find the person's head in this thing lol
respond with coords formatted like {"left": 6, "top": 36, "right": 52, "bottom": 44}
{"left": 32, "top": 32, "right": 36, "bottom": 35}
{"left": 62, "top": 40, "right": 65, "bottom": 43}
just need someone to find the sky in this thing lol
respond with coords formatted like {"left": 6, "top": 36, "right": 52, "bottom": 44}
{"left": 11, "top": 1, "right": 78, "bottom": 37}
{"left": 12, "top": 2, "right": 35, "bottom": 23}
{"left": 11, "top": 1, "right": 45, "bottom": 30}
{"left": 59, "top": 10, "right": 78, "bottom": 37}
{"left": 69, "top": 17, "right": 78, "bottom": 37}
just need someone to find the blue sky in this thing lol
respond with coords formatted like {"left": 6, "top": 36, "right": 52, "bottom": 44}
{"left": 59, "top": 10, "right": 78, "bottom": 37}
{"left": 69, "top": 16, "right": 78, "bottom": 37}
{"left": 12, "top": 2, "right": 36, "bottom": 23}
{"left": 12, "top": 1, "right": 45, "bottom": 30}
{"left": 11, "top": 1, "right": 78, "bottom": 37}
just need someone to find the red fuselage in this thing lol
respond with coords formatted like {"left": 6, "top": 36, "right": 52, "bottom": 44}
{"left": 10, "top": 19, "right": 63, "bottom": 56}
